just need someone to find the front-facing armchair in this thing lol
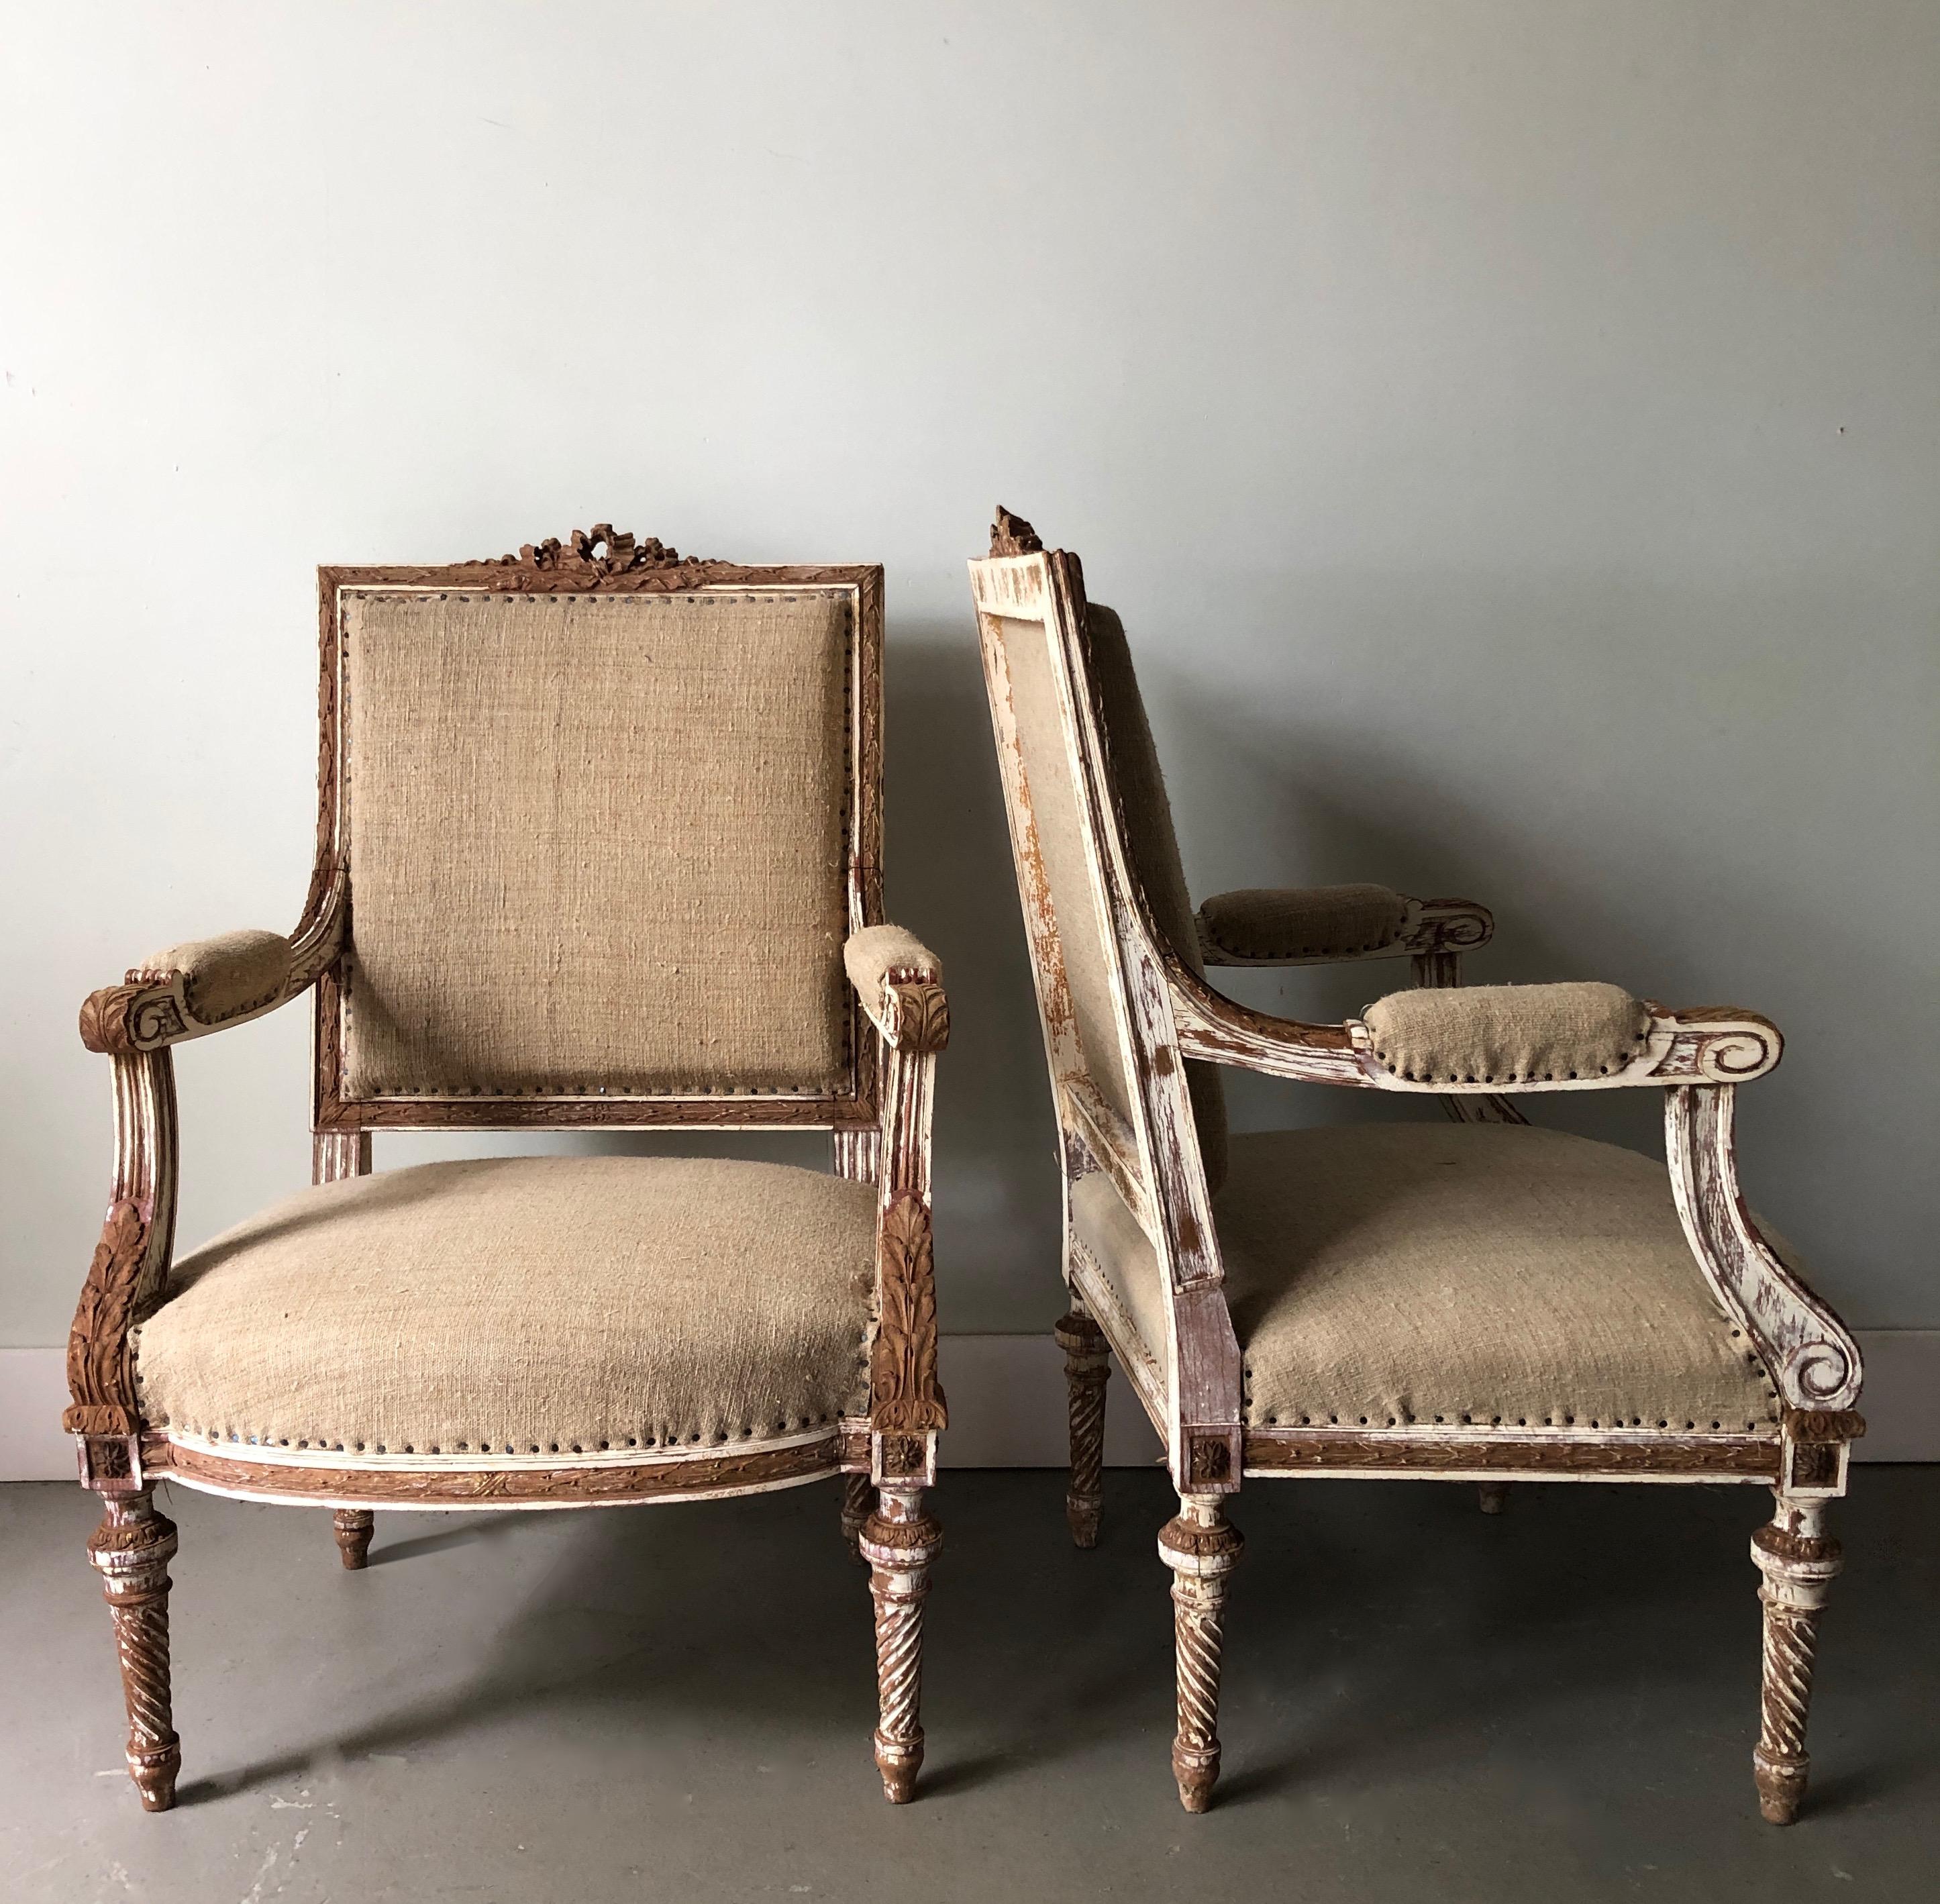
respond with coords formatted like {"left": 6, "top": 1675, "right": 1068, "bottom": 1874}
{"left": 69, "top": 530, "right": 948, "bottom": 1813}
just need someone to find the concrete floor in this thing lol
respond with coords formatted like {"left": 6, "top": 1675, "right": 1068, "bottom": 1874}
{"left": 2, "top": 1469, "right": 1934, "bottom": 1903}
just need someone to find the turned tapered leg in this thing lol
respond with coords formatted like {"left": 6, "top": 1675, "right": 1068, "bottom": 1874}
{"left": 839, "top": 1474, "right": 876, "bottom": 1561}
{"left": 87, "top": 1489, "right": 181, "bottom": 1812}
{"left": 1158, "top": 1495, "right": 1244, "bottom": 1812}
{"left": 333, "top": 1508, "right": 374, "bottom": 1570}
{"left": 1477, "top": 1481, "right": 1510, "bottom": 1515}
{"left": 1053, "top": 1309, "right": 1109, "bottom": 1547}
{"left": 1751, "top": 1495, "right": 1843, "bottom": 1824}
{"left": 861, "top": 1485, "right": 941, "bottom": 1803}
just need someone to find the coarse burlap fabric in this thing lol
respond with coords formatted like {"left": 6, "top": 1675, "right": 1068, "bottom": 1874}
{"left": 1362, "top": 981, "right": 1655, "bottom": 1086}
{"left": 1072, "top": 1122, "right": 1782, "bottom": 1432}
{"left": 340, "top": 588, "right": 853, "bottom": 1097}
{"left": 1197, "top": 884, "right": 1409, "bottom": 962}
{"left": 136, "top": 930, "right": 293, "bottom": 1023}
{"left": 132, "top": 1156, "right": 876, "bottom": 1457}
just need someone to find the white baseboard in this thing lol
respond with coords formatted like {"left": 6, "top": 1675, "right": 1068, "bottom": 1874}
{"left": 3, "top": 1332, "right": 1933, "bottom": 1482}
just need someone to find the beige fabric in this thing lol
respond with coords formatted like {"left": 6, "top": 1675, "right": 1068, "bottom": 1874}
{"left": 1198, "top": 885, "right": 1407, "bottom": 961}
{"left": 136, "top": 930, "right": 292, "bottom": 1023}
{"left": 132, "top": 1156, "right": 876, "bottom": 1455}
{"left": 341, "top": 589, "right": 852, "bottom": 1097}
{"left": 1070, "top": 1170, "right": 1173, "bottom": 1383}
{"left": 844, "top": 924, "right": 942, "bottom": 1013}
{"left": 1082, "top": 606, "right": 1228, "bottom": 1192}
{"left": 1362, "top": 981, "right": 1653, "bottom": 1086}
{"left": 1219, "top": 1125, "right": 1778, "bottom": 1430}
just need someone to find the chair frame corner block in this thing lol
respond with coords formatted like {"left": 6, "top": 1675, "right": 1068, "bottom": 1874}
{"left": 967, "top": 513, "right": 1863, "bottom": 1822}
{"left": 68, "top": 528, "right": 948, "bottom": 1810}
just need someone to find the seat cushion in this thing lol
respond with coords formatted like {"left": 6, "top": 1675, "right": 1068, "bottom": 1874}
{"left": 1218, "top": 1125, "right": 1779, "bottom": 1433}
{"left": 132, "top": 1156, "right": 876, "bottom": 1458}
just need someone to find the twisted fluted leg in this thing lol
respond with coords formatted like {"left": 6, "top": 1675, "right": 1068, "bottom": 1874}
{"left": 861, "top": 1485, "right": 941, "bottom": 1803}
{"left": 1477, "top": 1481, "right": 1510, "bottom": 1515}
{"left": 839, "top": 1473, "right": 876, "bottom": 1562}
{"left": 1054, "top": 1309, "right": 1109, "bottom": 1547}
{"left": 1158, "top": 1495, "right": 1244, "bottom": 1812}
{"left": 333, "top": 1508, "right": 374, "bottom": 1570}
{"left": 1751, "top": 1495, "right": 1843, "bottom": 1824}
{"left": 87, "top": 1489, "right": 181, "bottom": 1812}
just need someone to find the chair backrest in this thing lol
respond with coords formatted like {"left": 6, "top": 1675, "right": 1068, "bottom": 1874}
{"left": 970, "top": 514, "right": 1243, "bottom": 1483}
{"left": 311, "top": 530, "right": 882, "bottom": 1136}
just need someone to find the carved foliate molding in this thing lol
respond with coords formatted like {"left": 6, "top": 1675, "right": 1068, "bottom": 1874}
{"left": 870, "top": 1195, "right": 946, "bottom": 1432}
{"left": 988, "top": 507, "right": 1043, "bottom": 557}
{"left": 65, "top": 1201, "right": 148, "bottom": 1436}
{"left": 884, "top": 979, "right": 950, "bottom": 1053}
{"left": 493, "top": 524, "right": 707, "bottom": 577}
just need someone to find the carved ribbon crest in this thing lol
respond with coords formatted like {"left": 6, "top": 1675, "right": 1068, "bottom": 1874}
{"left": 870, "top": 1195, "right": 946, "bottom": 1432}
{"left": 495, "top": 524, "right": 699, "bottom": 577}
{"left": 988, "top": 507, "right": 1043, "bottom": 557}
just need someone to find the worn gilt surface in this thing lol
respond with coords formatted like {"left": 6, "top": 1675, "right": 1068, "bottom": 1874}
{"left": 70, "top": 528, "right": 941, "bottom": 1810}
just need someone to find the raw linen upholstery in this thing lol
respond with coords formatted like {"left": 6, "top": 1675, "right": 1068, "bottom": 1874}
{"left": 844, "top": 925, "right": 942, "bottom": 1008}
{"left": 340, "top": 589, "right": 853, "bottom": 1097}
{"left": 1198, "top": 884, "right": 1408, "bottom": 961}
{"left": 130, "top": 1156, "right": 876, "bottom": 1456}
{"left": 1362, "top": 981, "right": 1654, "bottom": 1085}
{"left": 1216, "top": 1124, "right": 1779, "bottom": 1432}
{"left": 135, "top": 930, "right": 292, "bottom": 1022}
{"left": 1080, "top": 606, "right": 1229, "bottom": 1192}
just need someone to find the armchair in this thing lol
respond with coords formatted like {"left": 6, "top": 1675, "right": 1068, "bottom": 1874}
{"left": 70, "top": 529, "right": 948, "bottom": 1813}
{"left": 970, "top": 509, "right": 1861, "bottom": 1823}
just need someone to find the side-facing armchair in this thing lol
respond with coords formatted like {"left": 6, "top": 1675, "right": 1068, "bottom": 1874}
{"left": 970, "top": 509, "right": 1861, "bottom": 1821}
{"left": 70, "top": 528, "right": 948, "bottom": 1811}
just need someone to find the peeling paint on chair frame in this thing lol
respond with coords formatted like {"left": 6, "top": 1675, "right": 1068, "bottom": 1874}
{"left": 968, "top": 513, "right": 1861, "bottom": 1821}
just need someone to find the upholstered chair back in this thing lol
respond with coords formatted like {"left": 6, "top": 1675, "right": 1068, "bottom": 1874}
{"left": 315, "top": 556, "right": 881, "bottom": 1130}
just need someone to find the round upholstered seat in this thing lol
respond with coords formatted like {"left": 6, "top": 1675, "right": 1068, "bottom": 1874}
{"left": 132, "top": 1156, "right": 876, "bottom": 1461}
{"left": 1072, "top": 1122, "right": 1783, "bottom": 1435}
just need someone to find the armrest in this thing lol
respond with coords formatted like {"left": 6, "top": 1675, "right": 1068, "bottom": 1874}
{"left": 1194, "top": 886, "right": 1492, "bottom": 966}
{"left": 79, "top": 870, "right": 346, "bottom": 1056}
{"left": 844, "top": 924, "right": 950, "bottom": 1052}
{"left": 1168, "top": 956, "right": 1782, "bottom": 1092}
{"left": 1356, "top": 983, "right": 1782, "bottom": 1091}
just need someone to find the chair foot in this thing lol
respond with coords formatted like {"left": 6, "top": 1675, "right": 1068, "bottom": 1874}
{"left": 333, "top": 1508, "right": 374, "bottom": 1570}
{"left": 862, "top": 1485, "right": 941, "bottom": 1804}
{"left": 1054, "top": 1309, "right": 1109, "bottom": 1548}
{"left": 87, "top": 1488, "right": 181, "bottom": 1813}
{"left": 1158, "top": 1495, "right": 1243, "bottom": 1814}
{"left": 1751, "top": 1494, "right": 1843, "bottom": 1825}
{"left": 1477, "top": 1481, "right": 1509, "bottom": 1515}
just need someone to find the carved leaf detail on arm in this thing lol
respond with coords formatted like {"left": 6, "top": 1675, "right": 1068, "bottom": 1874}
{"left": 64, "top": 1201, "right": 148, "bottom": 1435}
{"left": 870, "top": 1195, "right": 946, "bottom": 1433}
{"left": 885, "top": 980, "right": 950, "bottom": 1054}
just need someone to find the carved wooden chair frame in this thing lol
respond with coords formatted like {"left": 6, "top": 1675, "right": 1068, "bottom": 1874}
{"left": 970, "top": 513, "right": 1862, "bottom": 1821}
{"left": 70, "top": 528, "right": 948, "bottom": 1810}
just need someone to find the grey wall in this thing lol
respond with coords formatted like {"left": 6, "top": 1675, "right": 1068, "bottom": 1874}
{"left": 3, "top": 1, "right": 1934, "bottom": 1352}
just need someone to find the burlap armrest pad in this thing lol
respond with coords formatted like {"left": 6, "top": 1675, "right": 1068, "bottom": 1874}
{"left": 1362, "top": 981, "right": 1653, "bottom": 1086}
{"left": 133, "top": 930, "right": 293, "bottom": 1024}
{"left": 1198, "top": 884, "right": 1408, "bottom": 961}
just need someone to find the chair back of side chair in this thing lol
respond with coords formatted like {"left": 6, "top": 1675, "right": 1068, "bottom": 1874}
{"left": 311, "top": 538, "right": 883, "bottom": 1137}
{"left": 969, "top": 519, "right": 1243, "bottom": 1489}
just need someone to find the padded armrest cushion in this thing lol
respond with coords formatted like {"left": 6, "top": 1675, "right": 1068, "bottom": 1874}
{"left": 132, "top": 930, "right": 294, "bottom": 1024}
{"left": 844, "top": 925, "right": 942, "bottom": 1000}
{"left": 1198, "top": 884, "right": 1408, "bottom": 961}
{"left": 1362, "top": 981, "right": 1653, "bottom": 1087}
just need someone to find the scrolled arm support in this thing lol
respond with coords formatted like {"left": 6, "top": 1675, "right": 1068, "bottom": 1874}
{"left": 845, "top": 928, "right": 949, "bottom": 1464}
{"left": 79, "top": 866, "right": 347, "bottom": 1056}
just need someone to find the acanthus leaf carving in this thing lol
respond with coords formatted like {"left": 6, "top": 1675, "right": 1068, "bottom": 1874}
{"left": 65, "top": 1200, "right": 148, "bottom": 1430}
{"left": 870, "top": 1195, "right": 946, "bottom": 1432}
{"left": 885, "top": 979, "right": 950, "bottom": 1054}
